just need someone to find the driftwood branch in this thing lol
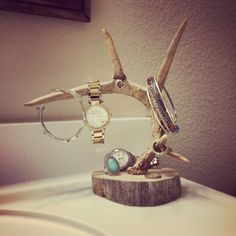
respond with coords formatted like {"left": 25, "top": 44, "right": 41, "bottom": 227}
{"left": 101, "top": 28, "right": 126, "bottom": 80}
{"left": 167, "top": 148, "right": 190, "bottom": 163}
{"left": 24, "top": 19, "right": 189, "bottom": 174}
{"left": 128, "top": 134, "right": 168, "bottom": 175}
{"left": 157, "top": 18, "right": 187, "bottom": 90}
{"left": 24, "top": 80, "right": 149, "bottom": 108}
{"left": 128, "top": 134, "right": 190, "bottom": 175}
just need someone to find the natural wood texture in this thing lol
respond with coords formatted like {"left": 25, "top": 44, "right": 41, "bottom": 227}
{"left": 92, "top": 168, "right": 181, "bottom": 206}
{"left": 24, "top": 18, "right": 187, "bottom": 109}
{"left": 24, "top": 19, "right": 189, "bottom": 173}
{"left": 167, "top": 148, "right": 191, "bottom": 163}
{"left": 101, "top": 28, "right": 126, "bottom": 80}
{"left": 128, "top": 134, "right": 190, "bottom": 175}
{"left": 24, "top": 80, "right": 149, "bottom": 108}
{"left": 128, "top": 134, "right": 168, "bottom": 175}
{"left": 156, "top": 18, "right": 187, "bottom": 91}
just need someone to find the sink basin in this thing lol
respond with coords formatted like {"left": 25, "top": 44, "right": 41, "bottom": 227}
{"left": 0, "top": 210, "right": 106, "bottom": 236}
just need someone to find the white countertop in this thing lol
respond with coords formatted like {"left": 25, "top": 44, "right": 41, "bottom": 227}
{"left": 0, "top": 173, "right": 235, "bottom": 236}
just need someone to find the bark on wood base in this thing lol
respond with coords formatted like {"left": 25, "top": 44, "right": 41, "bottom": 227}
{"left": 92, "top": 168, "right": 181, "bottom": 206}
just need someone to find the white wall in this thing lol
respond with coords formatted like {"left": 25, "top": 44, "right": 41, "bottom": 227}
{"left": 0, "top": 0, "right": 235, "bottom": 196}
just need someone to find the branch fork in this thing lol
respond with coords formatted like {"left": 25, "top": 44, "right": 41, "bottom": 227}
{"left": 24, "top": 18, "right": 189, "bottom": 174}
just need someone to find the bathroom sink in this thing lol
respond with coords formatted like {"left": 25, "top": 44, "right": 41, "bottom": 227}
{"left": 0, "top": 121, "right": 235, "bottom": 236}
{"left": 0, "top": 210, "right": 106, "bottom": 236}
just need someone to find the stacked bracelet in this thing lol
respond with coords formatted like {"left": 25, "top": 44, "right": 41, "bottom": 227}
{"left": 146, "top": 77, "right": 179, "bottom": 133}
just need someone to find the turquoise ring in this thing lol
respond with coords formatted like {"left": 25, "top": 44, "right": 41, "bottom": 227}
{"left": 104, "top": 156, "right": 120, "bottom": 175}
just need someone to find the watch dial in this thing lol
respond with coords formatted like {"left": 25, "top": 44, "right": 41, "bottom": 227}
{"left": 113, "top": 150, "right": 130, "bottom": 169}
{"left": 86, "top": 105, "right": 109, "bottom": 129}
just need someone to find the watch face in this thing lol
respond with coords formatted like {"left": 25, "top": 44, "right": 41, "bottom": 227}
{"left": 112, "top": 149, "right": 130, "bottom": 170}
{"left": 86, "top": 104, "right": 110, "bottom": 129}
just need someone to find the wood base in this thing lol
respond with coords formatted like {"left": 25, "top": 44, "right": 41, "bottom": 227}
{"left": 92, "top": 168, "right": 181, "bottom": 206}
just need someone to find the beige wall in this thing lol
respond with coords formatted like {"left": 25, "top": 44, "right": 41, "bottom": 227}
{"left": 0, "top": 0, "right": 235, "bottom": 195}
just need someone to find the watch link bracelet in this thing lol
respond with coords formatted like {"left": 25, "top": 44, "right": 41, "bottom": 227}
{"left": 85, "top": 80, "right": 111, "bottom": 144}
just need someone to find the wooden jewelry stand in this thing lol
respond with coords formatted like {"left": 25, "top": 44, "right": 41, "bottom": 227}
{"left": 25, "top": 19, "right": 190, "bottom": 206}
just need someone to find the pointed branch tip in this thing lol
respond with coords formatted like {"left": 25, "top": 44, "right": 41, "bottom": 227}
{"left": 156, "top": 18, "right": 188, "bottom": 90}
{"left": 101, "top": 28, "right": 107, "bottom": 34}
{"left": 101, "top": 27, "right": 125, "bottom": 79}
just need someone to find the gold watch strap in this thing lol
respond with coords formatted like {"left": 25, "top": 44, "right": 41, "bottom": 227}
{"left": 87, "top": 80, "right": 105, "bottom": 144}
{"left": 87, "top": 80, "right": 102, "bottom": 105}
{"left": 91, "top": 129, "right": 105, "bottom": 144}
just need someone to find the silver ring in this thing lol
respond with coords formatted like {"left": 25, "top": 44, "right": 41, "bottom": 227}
{"left": 37, "top": 89, "right": 86, "bottom": 142}
{"left": 113, "top": 74, "right": 127, "bottom": 88}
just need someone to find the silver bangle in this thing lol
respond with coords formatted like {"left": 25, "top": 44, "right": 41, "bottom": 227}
{"left": 150, "top": 83, "right": 177, "bottom": 132}
{"left": 146, "top": 77, "right": 179, "bottom": 133}
{"left": 37, "top": 89, "right": 86, "bottom": 142}
{"left": 147, "top": 83, "right": 169, "bottom": 132}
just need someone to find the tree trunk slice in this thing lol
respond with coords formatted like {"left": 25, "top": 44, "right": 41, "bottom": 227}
{"left": 92, "top": 168, "right": 181, "bottom": 206}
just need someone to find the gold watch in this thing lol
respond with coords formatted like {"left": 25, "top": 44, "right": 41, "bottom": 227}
{"left": 85, "top": 80, "right": 111, "bottom": 144}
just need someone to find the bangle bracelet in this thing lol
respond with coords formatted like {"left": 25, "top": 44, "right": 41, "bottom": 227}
{"left": 147, "top": 83, "right": 169, "bottom": 132}
{"left": 37, "top": 89, "right": 86, "bottom": 142}
{"left": 150, "top": 82, "right": 177, "bottom": 132}
{"left": 146, "top": 77, "right": 179, "bottom": 133}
